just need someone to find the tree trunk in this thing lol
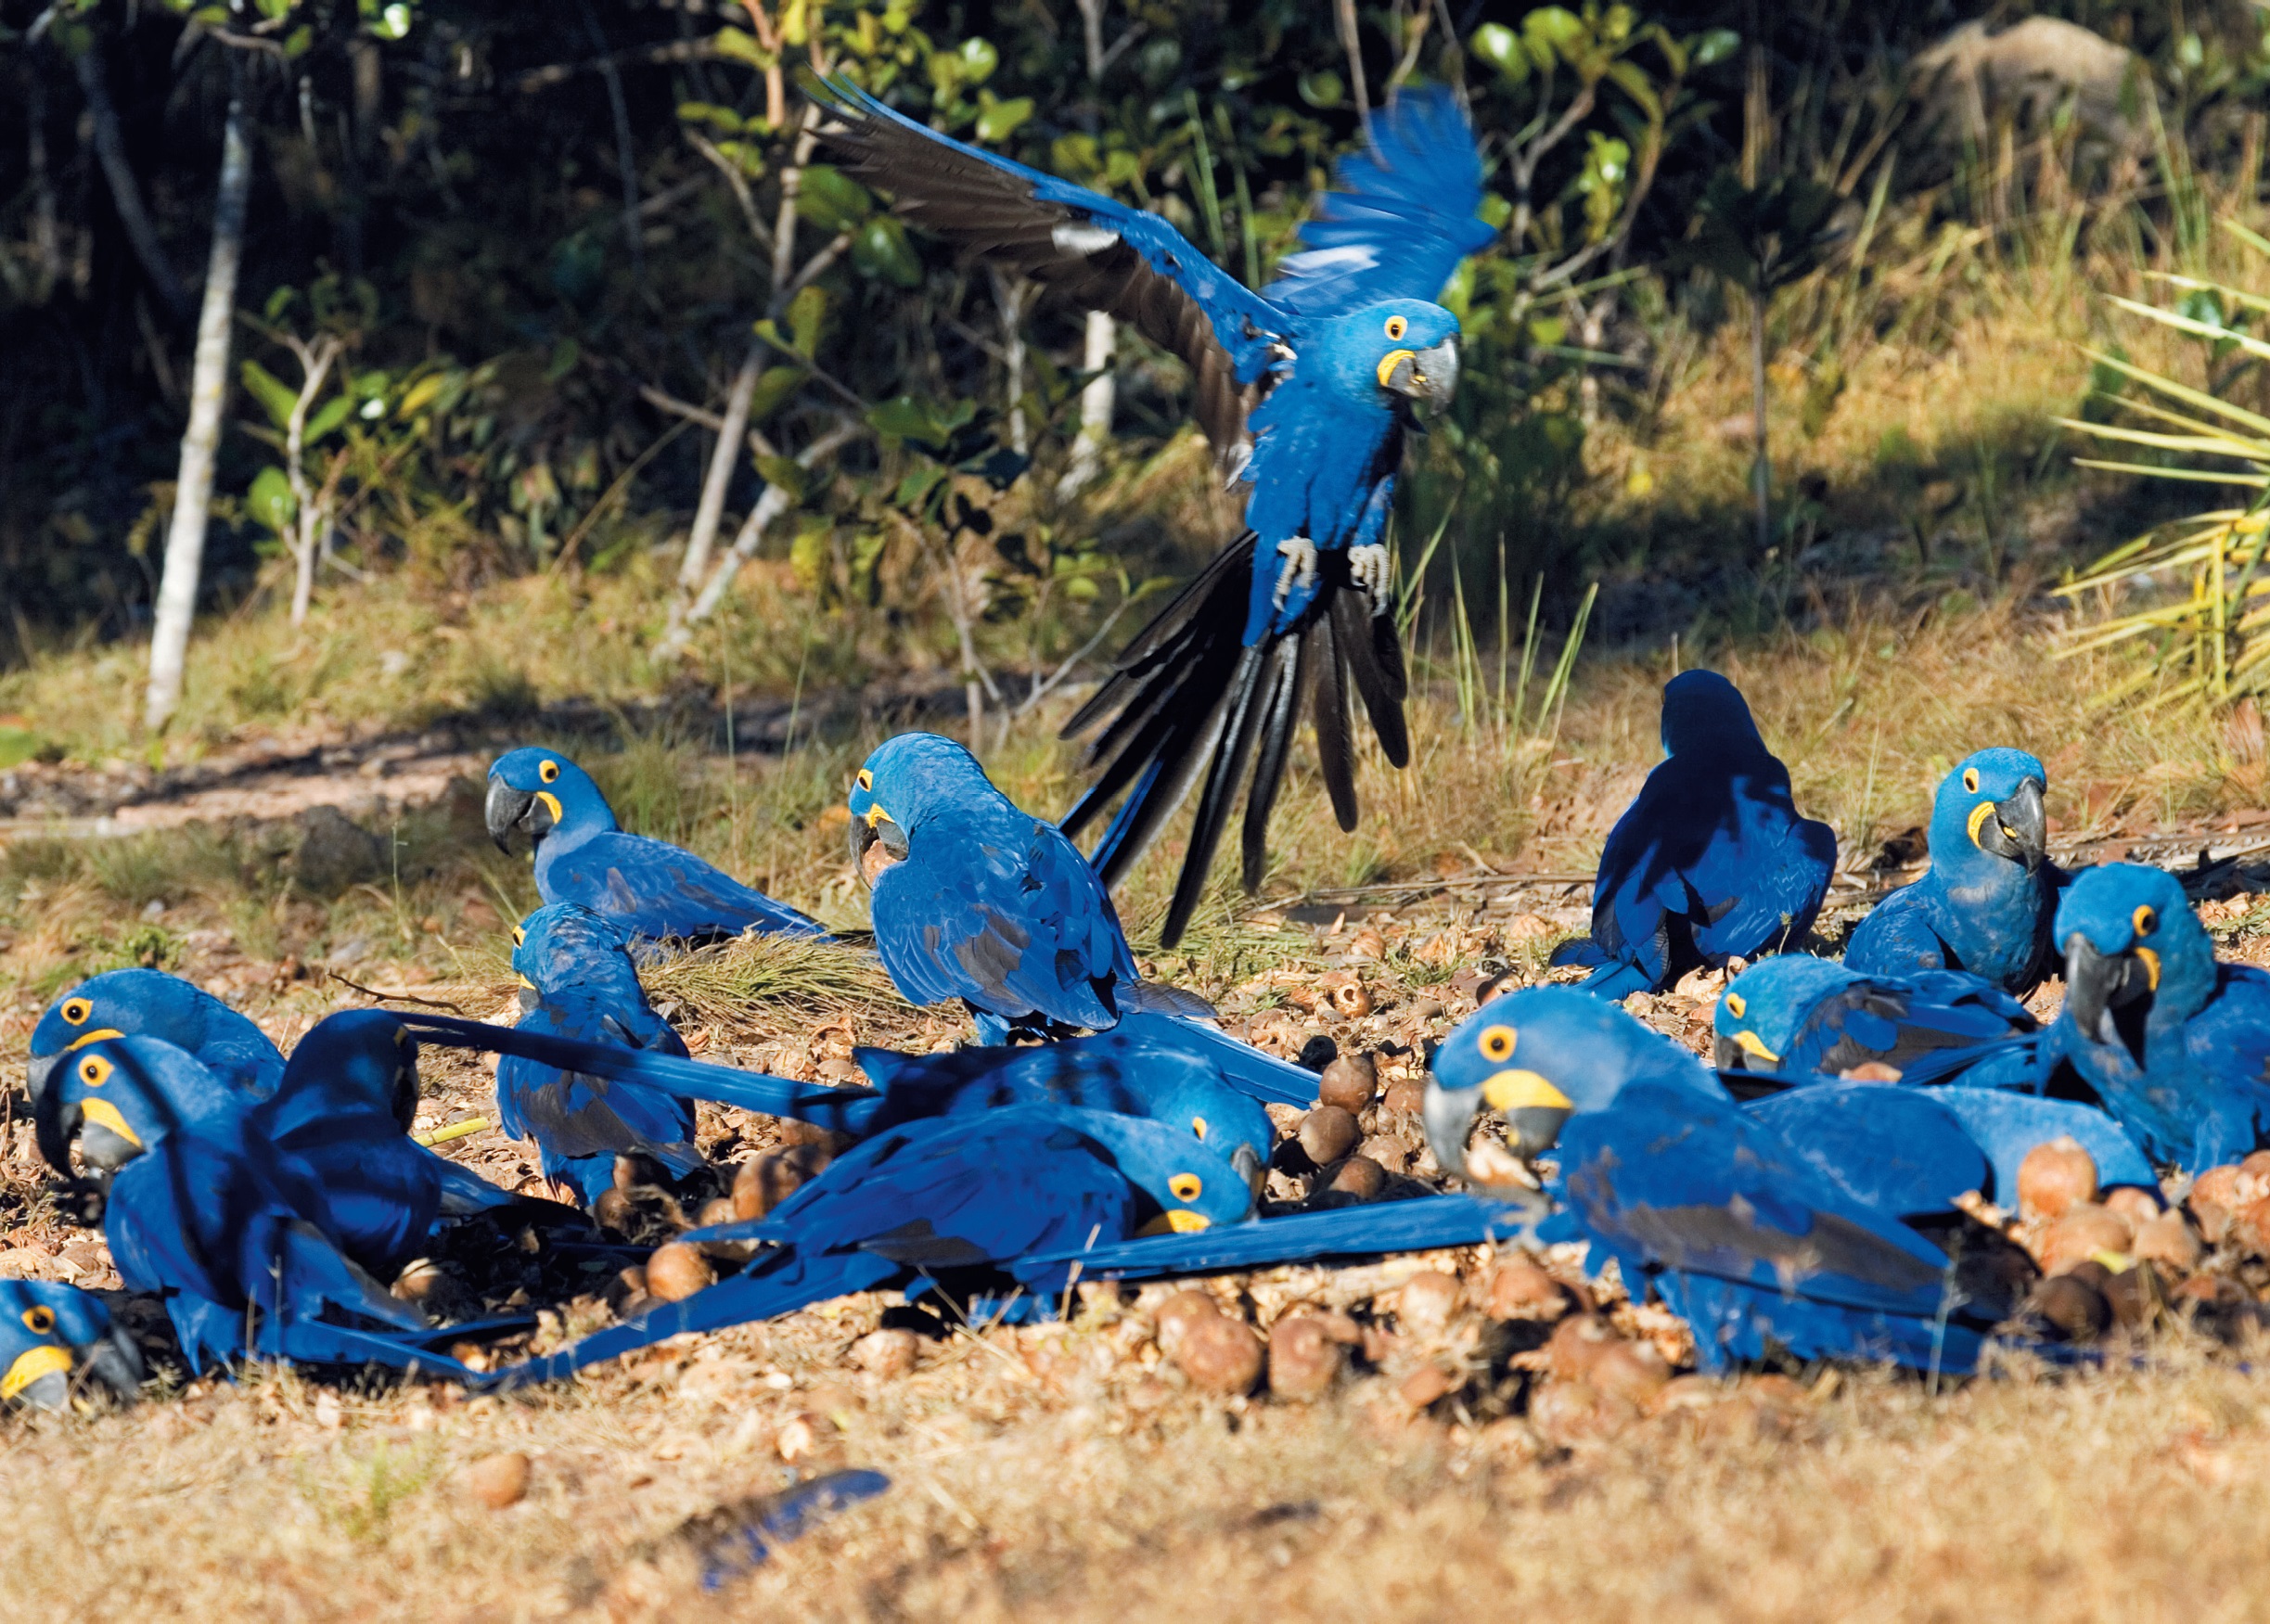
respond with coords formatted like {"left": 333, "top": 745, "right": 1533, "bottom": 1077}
{"left": 677, "top": 345, "right": 762, "bottom": 594}
{"left": 285, "top": 338, "right": 341, "bottom": 627}
{"left": 72, "top": 44, "right": 190, "bottom": 322}
{"left": 1056, "top": 310, "right": 1117, "bottom": 499}
{"left": 666, "top": 419, "right": 864, "bottom": 648}
{"left": 145, "top": 81, "right": 252, "bottom": 735}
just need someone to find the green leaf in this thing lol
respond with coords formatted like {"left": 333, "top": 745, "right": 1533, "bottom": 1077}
{"left": 866, "top": 395, "right": 950, "bottom": 448}
{"left": 397, "top": 373, "right": 449, "bottom": 417}
{"left": 1297, "top": 70, "right": 1343, "bottom": 109}
{"left": 248, "top": 466, "right": 296, "bottom": 533}
{"left": 789, "top": 283, "right": 829, "bottom": 357}
{"left": 797, "top": 165, "right": 873, "bottom": 233}
{"left": 894, "top": 464, "right": 948, "bottom": 509}
{"left": 748, "top": 365, "right": 806, "bottom": 423}
{"left": 306, "top": 394, "right": 354, "bottom": 441}
{"left": 956, "top": 36, "right": 999, "bottom": 84}
{"left": 283, "top": 25, "right": 313, "bottom": 58}
{"left": 1523, "top": 6, "right": 1584, "bottom": 66}
{"left": 1604, "top": 58, "right": 1661, "bottom": 122}
{"left": 975, "top": 92, "right": 1033, "bottom": 145}
{"left": 1690, "top": 28, "right": 1740, "bottom": 68}
{"left": 851, "top": 215, "right": 924, "bottom": 287}
{"left": 676, "top": 101, "right": 744, "bottom": 134}
{"left": 789, "top": 520, "right": 832, "bottom": 595}
{"left": 239, "top": 360, "right": 301, "bottom": 431}
{"left": 1470, "top": 22, "right": 1530, "bottom": 83}
{"left": 0, "top": 725, "right": 44, "bottom": 770}
{"left": 754, "top": 455, "right": 807, "bottom": 502}
{"left": 712, "top": 25, "right": 775, "bottom": 70}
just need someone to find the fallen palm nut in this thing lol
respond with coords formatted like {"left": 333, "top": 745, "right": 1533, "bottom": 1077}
{"left": 1463, "top": 1136, "right": 1534, "bottom": 1188}
{"left": 2034, "top": 1203, "right": 2134, "bottom": 1276}
{"left": 2102, "top": 1262, "right": 2165, "bottom": 1331}
{"left": 1172, "top": 1312, "right": 1263, "bottom": 1395}
{"left": 2190, "top": 1164, "right": 2245, "bottom": 1219}
{"left": 1399, "top": 1362, "right": 1456, "bottom": 1409}
{"left": 1327, "top": 978, "right": 1374, "bottom": 1017}
{"left": 2175, "top": 1272, "right": 2246, "bottom": 1310}
{"left": 1266, "top": 1315, "right": 1343, "bottom": 1402}
{"left": 1317, "top": 1052, "right": 1379, "bottom": 1112}
{"left": 732, "top": 1144, "right": 830, "bottom": 1221}
{"left": 695, "top": 1196, "right": 737, "bottom": 1230}
{"left": 2133, "top": 1211, "right": 2204, "bottom": 1274}
{"left": 1485, "top": 1258, "right": 1570, "bottom": 1322}
{"left": 605, "top": 1265, "right": 649, "bottom": 1314}
{"left": 1393, "top": 1272, "right": 1461, "bottom": 1336}
{"left": 1529, "top": 1379, "right": 1637, "bottom": 1447}
{"left": 644, "top": 1242, "right": 716, "bottom": 1303}
{"left": 2242, "top": 1149, "right": 2270, "bottom": 1180}
{"left": 1838, "top": 1060, "right": 1904, "bottom": 1082}
{"left": 591, "top": 1189, "right": 636, "bottom": 1234}
{"left": 2104, "top": 1185, "right": 2162, "bottom": 1224}
{"left": 1380, "top": 1078, "right": 1425, "bottom": 1117}
{"left": 775, "top": 1119, "right": 840, "bottom": 1149}
{"left": 391, "top": 1258, "right": 448, "bottom": 1304}
{"left": 2235, "top": 1196, "right": 2270, "bottom": 1258}
{"left": 2017, "top": 1136, "right": 2098, "bottom": 1222}
{"left": 1298, "top": 1106, "right": 1361, "bottom": 1168}
{"left": 1152, "top": 1288, "right": 1222, "bottom": 1356}
{"left": 2027, "top": 1272, "right": 2111, "bottom": 1339}
{"left": 465, "top": 1451, "right": 531, "bottom": 1510}
{"left": 1542, "top": 1314, "right": 1622, "bottom": 1385}
{"left": 776, "top": 1413, "right": 822, "bottom": 1462}
{"left": 1347, "top": 927, "right": 1388, "bottom": 961}
{"left": 1584, "top": 1338, "right": 1671, "bottom": 1406}
{"left": 1326, "top": 1156, "right": 1386, "bottom": 1201}
{"left": 850, "top": 1327, "right": 919, "bottom": 1378}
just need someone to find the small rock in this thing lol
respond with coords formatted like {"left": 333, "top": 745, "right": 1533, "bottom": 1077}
{"left": 645, "top": 1242, "right": 715, "bottom": 1303}
{"left": 1152, "top": 1288, "right": 1222, "bottom": 1355}
{"left": 291, "top": 805, "right": 387, "bottom": 896}
{"left": 2033, "top": 1202, "right": 2134, "bottom": 1276}
{"left": 2133, "top": 1211, "right": 2204, "bottom": 1274}
{"left": 850, "top": 1328, "right": 919, "bottom": 1378}
{"left": 1325, "top": 1157, "right": 1386, "bottom": 1201}
{"left": 1266, "top": 1315, "right": 1343, "bottom": 1402}
{"left": 1380, "top": 1078, "right": 1425, "bottom": 1117}
{"left": 1172, "top": 1313, "right": 1263, "bottom": 1395}
{"left": 1298, "top": 1106, "right": 1361, "bottom": 1167}
{"left": 1317, "top": 1052, "right": 1379, "bottom": 1112}
{"left": 465, "top": 1451, "right": 532, "bottom": 1509}
{"left": 1484, "top": 1258, "right": 1569, "bottom": 1322}
{"left": 1392, "top": 1271, "right": 1461, "bottom": 1336}
{"left": 2028, "top": 1272, "right": 2111, "bottom": 1339}
{"left": 2017, "top": 1136, "right": 2098, "bottom": 1222}
{"left": 1398, "top": 1362, "right": 1456, "bottom": 1409}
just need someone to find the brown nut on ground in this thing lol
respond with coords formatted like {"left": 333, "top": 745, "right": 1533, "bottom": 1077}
{"left": 1152, "top": 1288, "right": 1222, "bottom": 1355}
{"left": 1393, "top": 1272, "right": 1462, "bottom": 1336}
{"left": 2017, "top": 1137, "right": 2098, "bottom": 1222}
{"left": 1266, "top": 1315, "right": 1343, "bottom": 1402}
{"left": 1298, "top": 1106, "right": 1361, "bottom": 1168}
{"left": 1399, "top": 1362, "right": 1456, "bottom": 1409}
{"left": 2033, "top": 1203, "right": 2135, "bottom": 1276}
{"left": 464, "top": 1451, "right": 532, "bottom": 1510}
{"left": 1317, "top": 1052, "right": 1379, "bottom": 1112}
{"left": 2133, "top": 1211, "right": 2204, "bottom": 1274}
{"left": 2104, "top": 1185, "right": 2162, "bottom": 1224}
{"left": 1326, "top": 1156, "right": 1388, "bottom": 1202}
{"left": 1173, "top": 1313, "right": 1263, "bottom": 1395}
{"left": 1485, "top": 1258, "right": 1570, "bottom": 1323}
{"left": 850, "top": 1327, "right": 919, "bottom": 1378}
{"left": 1327, "top": 978, "right": 1375, "bottom": 1017}
{"left": 1542, "top": 1314, "right": 1622, "bottom": 1384}
{"left": 1380, "top": 1078, "right": 1426, "bottom": 1117}
{"left": 2234, "top": 1196, "right": 2270, "bottom": 1258}
{"left": 695, "top": 1196, "right": 738, "bottom": 1230}
{"left": 1585, "top": 1339, "right": 1671, "bottom": 1407}
{"left": 733, "top": 1144, "right": 831, "bottom": 1221}
{"left": 1529, "top": 1379, "right": 1638, "bottom": 1447}
{"left": 2028, "top": 1272, "right": 2111, "bottom": 1340}
{"left": 644, "top": 1242, "right": 716, "bottom": 1302}
{"left": 2102, "top": 1262, "right": 2165, "bottom": 1330}
{"left": 604, "top": 1265, "right": 649, "bottom": 1314}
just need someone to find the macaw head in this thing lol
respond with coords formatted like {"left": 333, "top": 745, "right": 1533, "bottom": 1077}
{"left": 1316, "top": 300, "right": 1461, "bottom": 416}
{"left": 1713, "top": 953, "right": 1855, "bottom": 1070}
{"left": 486, "top": 747, "right": 617, "bottom": 852}
{"left": 2056, "top": 863, "right": 2215, "bottom": 1057}
{"left": 0, "top": 1282, "right": 143, "bottom": 1413}
{"left": 512, "top": 902, "right": 638, "bottom": 1008}
{"left": 1930, "top": 748, "right": 2048, "bottom": 876}
{"left": 847, "top": 731, "right": 995, "bottom": 887}
{"left": 35, "top": 1034, "right": 236, "bottom": 1177}
{"left": 1659, "top": 669, "right": 1764, "bottom": 759}
{"left": 1060, "top": 1107, "right": 1258, "bottom": 1234}
{"left": 1424, "top": 985, "right": 1718, "bottom": 1176}
{"left": 273, "top": 1009, "right": 421, "bottom": 1133}
{"left": 27, "top": 969, "right": 228, "bottom": 1112}
{"left": 1045, "top": 1036, "right": 1273, "bottom": 1198}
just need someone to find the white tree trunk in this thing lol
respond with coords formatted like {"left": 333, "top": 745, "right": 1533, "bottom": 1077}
{"left": 676, "top": 344, "right": 762, "bottom": 594}
{"left": 145, "top": 85, "right": 251, "bottom": 735}
{"left": 663, "top": 419, "right": 865, "bottom": 651}
{"left": 1056, "top": 310, "right": 1117, "bottom": 499}
{"left": 284, "top": 337, "right": 341, "bottom": 627}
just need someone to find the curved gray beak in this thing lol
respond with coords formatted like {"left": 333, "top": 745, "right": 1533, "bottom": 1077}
{"left": 1230, "top": 1142, "right": 1264, "bottom": 1205}
{"left": 1422, "top": 1081, "right": 1483, "bottom": 1180}
{"left": 83, "top": 1329, "right": 145, "bottom": 1405}
{"left": 24, "top": 1053, "right": 56, "bottom": 1112}
{"left": 485, "top": 779, "right": 546, "bottom": 852}
{"left": 2063, "top": 932, "right": 2151, "bottom": 1047}
{"left": 850, "top": 812, "right": 909, "bottom": 888}
{"left": 1384, "top": 339, "right": 1459, "bottom": 415}
{"left": 1981, "top": 778, "right": 2047, "bottom": 873}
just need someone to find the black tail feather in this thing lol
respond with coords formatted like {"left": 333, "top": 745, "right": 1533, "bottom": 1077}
{"left": 1332, "top": 585, "right": 1410, "bottom": 767}
{"left": 1164, "top": 644, "right": 1272, "bottom": 944}
{"left": 1310, "top": 610, "right": 1360, "bottom": 830}
{"left": 1241, "top": 631, "right": 1315, "bottom": 889}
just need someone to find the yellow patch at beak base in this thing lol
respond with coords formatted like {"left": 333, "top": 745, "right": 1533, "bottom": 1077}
{"left": 1733, "top": 1030, "right": 1781, "bottom": 1063}
{"left": 1136, "top": 1209, "right": 1212, "bottom": 1236}
{"left": 863, "top": 802, "right": 891, "bottom": 827}
{"left": 2136, "top": 946, "right": 2161, "bottom": 991}
{"left": 535, "top": 790, "right": 564, "bottom": 823}
{"left": 0, "top": 1345, "right": 71, "bottom": 1402}
{"left": 78, "top": 1099, "right": 141, "bottom": 1148}
{"left": 1480, "top": 1068, "right": 1572, "bottom": 1112}
{"left": 1966, "top": 801, "right": 1996, "bottom": 848}
{"left": 1376, "top": 348, "right": 1417, "bottom": 387}
{"left": 61, "top": 1028, "right": 124, "bottom": 1054}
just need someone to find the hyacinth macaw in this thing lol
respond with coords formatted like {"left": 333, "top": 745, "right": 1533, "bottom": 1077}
{"left": 847, "top": 732, "right": 1212, "bottom": 1042}
{"left": 815, "top": 80, "right": 1497, "bottom": 945}
{"left": 35, "top": 1036, "right": 484, "bottom": 1376}
{"left": 28, "top": 968, "right": 282, "bottom": 1106}
{"left": 0, "top": 1281, "right": 144, "bottom": 1412}
{"left": 499, "top": 903, "right": 705, "bottom": 1206}
{"left": 2055, "top": 862, "right": 2270, "bottom": 1169}
{"left": 483, "top": 1102, "right": 1256, "bottom": 1387}
{"left": 1553, "top": 671, "right": 1839, "bottom": 1000}
{"left": 1420, "top": 989, "right": 2142, "bottom": 1371}
{"left": 1713, "top": 953, "right": 2038, "bottom": 1085}
{"left": 485, "top": 746, "right": 823, "bottom": 947}
{"left": 1846, "top": 748, "right": 2057, "bottom": 992}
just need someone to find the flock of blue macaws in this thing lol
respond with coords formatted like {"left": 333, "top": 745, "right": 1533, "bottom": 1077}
{"left": 11, "top": 79, "right": 2270, "bottom": 1414}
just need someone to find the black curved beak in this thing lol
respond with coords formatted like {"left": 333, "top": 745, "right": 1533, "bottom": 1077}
{"left": 1507, "top": 1106, "right": 1572, "bottom": 1160}
{"left": 1422, "top": 1081, "right": 1483, "bottom": 1180}
{"left": 1713, "top": 1033, "right": 1744, "bottom": 1071}
{"left": 2063, "top": 933, "right": 2152, "bottom": 1047}
{"left": 1981, "top": 778, "right": 2048, "bottom": 873}
{"left": 82, "top": 1329, "right": 145, "bottom": 1405}
{"left": 24, "top": 1053, "right": 56, "bottom": 1112}
{"left": 1385, "top": 339, "right": 1460, "bottom": 415}
{"left": 850, "top": 812, "right": 909, "bottom": 886}
{"left": 485, "top": 779, "right": 546, "bottom": 853}
{"left": 34, "top": 1087, "right": 76, "bottom": 1181}
{"left": 1230, "top": 1142, "right": 1264, "bottom": 1204}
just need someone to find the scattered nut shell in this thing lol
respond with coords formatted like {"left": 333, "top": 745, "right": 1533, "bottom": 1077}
{"left": 1347, "top": 928, "right": 1388, "bottom": 961}
{"left": 1380, "top": 1078, "right": 1425, "bottom": 1117}
{"left": 2028, "top": 1272, "right": 2111, "bottom": 1339}
{"left": 850, "top": 1327, "right": 919, "bottom": 1378}
{"left": 2103, "top": 1185, "right": 2162, "bottom": 1223}
{"left": 733, "top": 1144, "right": 830, "bottom": 1221}
{"left": 2133, "top": 1211, "right": 2203, "bottom": 1274}
{"left": 1399, "top": 1362, "right": 1456, "bottom": 1409}
{"left": 1266, "top": 1315, "right": 1343, "bottom": 1402}
{"left": 2033, "top": 1203, "right": 2134, "bottom": 1277}
{"left": 1484, "top": 1258, "right": 1569, "bottom": 1322}
{"left": 2017, "top": 1136, "right": 2097, "bottom": 1222}
{"left": 1393, "top": 1271, "right": 1461, "bottom": 1336}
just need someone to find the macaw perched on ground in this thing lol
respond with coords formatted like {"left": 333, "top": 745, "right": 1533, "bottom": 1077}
{"left": 1421, "top": 989, "right": 2139, "bottom": 1372}
{"left": 485, "top": 746, "right": 824, "bottom": 947}
{"left": 814, "top": 80, "right": 1496, "bottom": 946}
{"left": 1713, "top": 953, "right": 2040, "bottom": 1085}
{"left": 0, "top": 1281, "right": 144, "bottom": 1412}
{"left": 35, "top": 1036, "right": 482, "bottom": 1376}
{"left": 2054, "top": 863, "right": 2270, "bottom": 1169}
{"left": 1553, "top": 671, "right": 1839, "bottom": 1001}
{"left": 481, "top": 1103, "right": 1256, "bottom": 1387}
{"left": 847, "top": 733, "right": 1212, "bottom": 1041}
{"left": 1846, "top": 748, "right": 2058, "bottom": 992}
{"left": 499, "top": 903, "right": 705, "bottom": 1207}
{"left": 28, "top": 968, "right": 282, "bottom": 1106}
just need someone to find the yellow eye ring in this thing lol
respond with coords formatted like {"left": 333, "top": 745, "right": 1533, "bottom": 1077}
{"left": 1384, "top": 314, "right": 1408, "bottom": 341}
{"left": 60, "top": 999, "right": 91, "bottom": 1027}
{"left": 1169, "top": 1172, "right": 1202, "bottom": 1202}
{"left": 20, "top": 1307, "right": 53, "bottom": 1336}
{"left": 538, "top": 760, "right": 560, "bottom": 784}
{"left": 857, "top": 769, "right": 875, "bottom": 790}
{"left": 1477, "top": 1024, "right": 1517, "bottom": 1063}
{"left": 77, "top": 1055, "right": 110, "bottom": 1088}
{"left": 1190, "top": 1117, "right": 1208, "bottom": 1141}
{"left": 1962, "top": 767, "right": 1981, "bottom": 794}
{"left": 1725, "top": 993, "right": 1747, "bottom": 1019}
{"left": 512, "top": 927, "right": 526, "bottom": 946}
{"left": 2133, "top": 904, "right": 2158, "bottom": 936}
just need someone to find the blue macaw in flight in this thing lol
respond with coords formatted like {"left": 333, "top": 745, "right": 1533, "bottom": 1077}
{"left": 1421, "top": 988, "right": 2144, "bottom": 1371}
{"left": 1713, "top": 953, "right": 2041, "bottom": 1087}
{"left": 485, "top": 746, "right": 824, "bottom": 947}
{"left": 1846, "top": 748, "right": 2058, "bottom": 992}
{"left": 1553, "top": 671, "right": 1839, "bottom": 1000}
{"left": 28, "top": 968, "right": 282, "bottom": 1107}
{"left": 815, "top": 79, "right": 1497, "bottom": 944}
{"left": 497, "top": 903, "right": 706, "bottom": 1207}
{"left": 0, "top": 1281, "right": 144, "bottom": 1412}
{"left": 2054, "top": 862, "right": 2270, "bottom": 1169}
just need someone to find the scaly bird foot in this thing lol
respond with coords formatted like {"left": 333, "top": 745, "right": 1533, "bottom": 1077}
{"left": 1348, "top": 543, "right": 1391, "bottom": 613}
{"left": 1272, "top": 536, "right": 1318, "bottom": 610}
